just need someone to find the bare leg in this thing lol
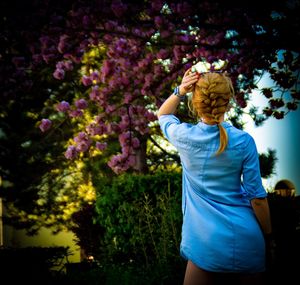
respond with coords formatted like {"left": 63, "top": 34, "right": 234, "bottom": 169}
{"left": 183, "top": 260, "right": 214, "bottom": 285}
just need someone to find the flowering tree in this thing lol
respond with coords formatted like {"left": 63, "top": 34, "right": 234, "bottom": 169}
{"left": 2, "top": 0, "right": 299, "bottom": 175}
{"left": 0, "top": 0, "right": 299, "bottom": 231}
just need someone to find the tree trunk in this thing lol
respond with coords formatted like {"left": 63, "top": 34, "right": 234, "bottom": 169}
{"left": 134, "top": 135, "right": 148, "bottom": 174}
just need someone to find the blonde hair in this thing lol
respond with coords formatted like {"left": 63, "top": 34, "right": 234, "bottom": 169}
{"left": 189, "top": 72, "right": 234, "bottom": 155}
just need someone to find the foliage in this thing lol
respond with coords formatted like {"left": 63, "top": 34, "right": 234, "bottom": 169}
{"left": 70, "top": 204, "right": 105, "bottom": 259}
{"left": 93, "top": 172, "right": 182, "bottom": 266}
{"left": 259, "top": 148, "right": 278, "bottom": 178}
{"left": 0, "top": 0, "right": 294, "bottom": 234}
{"left": 3, "top": 157, "right": 98, "bottom": 234}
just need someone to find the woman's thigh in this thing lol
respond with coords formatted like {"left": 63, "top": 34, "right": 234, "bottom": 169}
{"left": 183, "top": 260, "right": 264, "bottom": 285}
{"left": 183, "top": 260, "right": 213, "bottom": 285}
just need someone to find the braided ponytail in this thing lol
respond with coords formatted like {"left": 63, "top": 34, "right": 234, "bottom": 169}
{"left": 217, "top": 123, "right": 228, "bottom": 155}
{"left": 189, "top": 72, "right": 234, "bottom": 155}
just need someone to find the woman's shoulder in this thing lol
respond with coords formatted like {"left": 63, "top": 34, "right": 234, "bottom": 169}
{"left": 227, "top": 124, "right": 254, "bottom": 146}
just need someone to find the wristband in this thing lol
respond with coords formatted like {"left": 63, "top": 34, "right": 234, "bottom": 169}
{"left": 173, "top": 86, "right": 185, "bottom": 101}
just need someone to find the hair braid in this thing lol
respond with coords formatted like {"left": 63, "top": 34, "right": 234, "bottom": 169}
{"left": 189, "top": 72, "right": 234, "bottom": 155}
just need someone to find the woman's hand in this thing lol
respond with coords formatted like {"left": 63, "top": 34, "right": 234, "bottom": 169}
{"left": 179, "top": 68, "right": 200, "bottom": 96}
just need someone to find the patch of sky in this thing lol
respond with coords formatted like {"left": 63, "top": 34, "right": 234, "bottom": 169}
{"left": 242, "top": 71, "right": 300, "bottom": 193}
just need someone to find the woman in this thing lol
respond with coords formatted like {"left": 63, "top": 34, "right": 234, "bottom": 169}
{"left": 157, "top": 68, "right": 272, "bottom": 285}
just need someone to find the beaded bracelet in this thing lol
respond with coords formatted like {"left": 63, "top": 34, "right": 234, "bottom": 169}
{"left": 173, "top": 86, "right": 185, "bottom": 101}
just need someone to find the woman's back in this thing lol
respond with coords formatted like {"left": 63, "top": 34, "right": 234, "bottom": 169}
{"left": 159, "top": 115, "right": 266, "bottom": 206}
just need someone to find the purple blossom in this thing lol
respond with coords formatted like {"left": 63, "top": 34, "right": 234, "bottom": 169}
{"left": 53, "top": 68, "right": 65, "bottom": 80}
{"left": 86, "top": 123, "right": 106, "bottom": 136}
{"left": 75, "top": 98, "right": 88, "bottom": 109}
{"left": 39, "top": 119, "right": 52, "bottom": 132}
{"left": 160, "top": 30, "right": 171, "bottom": 39}
{"left": 74, "top": 132, "right": 89, "bottom": 143}
{"left": 132, "top": 137, "right": 140, "bottom": 149}
{"left": 74, "top": 132, "right": 92, "bottom": 152}
{"left": 101, "top": 60, "right": 114, "bottom": 81}
{"left": 56, "top": 61, "right": 64, "bottom": 69}
{"left": 81, "top": 75, "right": 93, "bottom": 86}
{"left": 154, "top": 16, "right": 164, "bottom": 28}
{"left": 95, "top": 142, "right": 107, "bottom": 151}
{"left": 69, "top": 109, "right": 83, "bottom": 117}
{"left": 42, "top": 53, "right": 56, "bottom": 64}
{"left": 32, "top": 54, "right": 43, "bottom": 64}
{"left": 65, "top": 145, "right": 78, "bottom": 159}
{"left": 63, "top": 60, "right": 73, "bottom": 71}
{"left": 40, "top": 35, "right": 52, "bottom": 48}
{"left": 89, "top": 85, "right": 100, "bottom": 101}
{"left": 157, "top": 49, "right": 169, "bottom": 60}
{"left": 124, "top": 92, "right": 133, "bottom": 104}
{"left": 104, "top": 21, "right": 117, "bottom": 30}
{"left": 82, "top": 15, "right": 91, "bottom": 27}
{"left": 103, "top": 34, "right": 113, "bottom": 42}
{"left": 127, "top": 154, "right": 136, "bottom": 167}
{"left": 57, "top": 34, "right": 70, "bottom": 54}
{"left": 151, "top": 1, "right": 164, "bottom": 11}
{"left": 76, "top": 142, "right": 90, "bottom": 152}
{"left": 145, "top": 111, "right": 157, "bottom": 121}
{"left": 111, "top": 1, "right": 128, "bottom": 18}
{"left": 178, "top": 34, "right": 191, "bottom": 43}
{"left": 56, "top": 101, "right": 70, "bottom": 112}
{"left": 119, "top": 132, "right": 131, "bottom": 145}
{"left": 90, "top": 71, "right": 100, "bottom": 81}
{"left": 106, "top": 105, "right": 116, "bottom": 113}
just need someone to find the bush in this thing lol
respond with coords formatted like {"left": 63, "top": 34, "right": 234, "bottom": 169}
{"left": 92, "top": 171, "right": 185, "bottom": 283}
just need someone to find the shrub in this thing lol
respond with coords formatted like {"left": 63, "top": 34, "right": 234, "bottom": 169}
{"left": 93, "top": 171, "right": 185, "bottom": 282}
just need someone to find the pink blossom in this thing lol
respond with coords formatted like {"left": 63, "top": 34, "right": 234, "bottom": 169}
{"left": 154, "top": 16, "right": 164, "bottom": 28}
{"left": 124, "top": 92, "right": 133, "bottom": 104}
{"left": 56, "top": 101, "right": 70, "bottom": 112}
{"left": 69, "top": 109, "right": 83, "bottom": 117}
{"left": 127, "top": 154, "right": 136, "bottom": 167}
{"left": 81, "top": 75, "right": 93, "bottom": 86}
{"left": 65, "top": 145, "right": 78, "bottom": 159}
{"left": 53, "top": 68, "right": 65, "bottom": 80}
{"left": 132, "top": 137, "right": 140, "bottom": 149}
{"left": 76, "top": 142, "right": 90, "bottom": 152}
{"left": 106, "top": 105, "right": 116, "bottom": 113}
{"left": 74, "top": 132, "right": 88, "bottom": 142}
{"left": 160, "top": 30, "right": 171, "bottom": 38}
{"left": 39, "top": 118, "right": 52, "bottom": 132}
{"left": 119, "top": 132, "right": 131, "bottom": 145}
{"left": 63, "top": 60, "right": 73, "bottom": 71}
{"left": 74, "top": 132, "right": 92, "bottom": 152}
{"left": 96, "top": 142, "right": 107, "bottom": 151}
{"left": 91, "top": 71, "right": 100, "bottom": 81}
{"left": 111, "top": 0, "right": 128, "bottom": 17}
{"left": 151, "top": 0, "right": 164, "bottom": 11}
{"left": 75, "top": 98, "right": 88, "bottom": 109}
{"left": 89, "top": 85, "right": 100, "bottom": 101}
{"left": 101, "top": 60, "right": 114, "bottom": 81}
{"left": 58, "top": 34, "right": 70, "bottom": 54}
{"left": 104, "top": 21, "right": 117, "bottom": 30}
{"left": 157, "top": 49, "right": 169, "bottom": 60}
{"left": 86, "top": 123, "right": 106, "bottom": 136}
{"left": 82, "top": 15, "right": 91, "bottom": 27}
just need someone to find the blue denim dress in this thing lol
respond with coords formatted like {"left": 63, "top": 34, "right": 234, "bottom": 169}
{"left": 159, "top": 114, "right": 267, "bottom": 273}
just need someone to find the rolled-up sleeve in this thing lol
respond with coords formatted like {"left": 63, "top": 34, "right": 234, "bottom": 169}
{"left": 241, "top": 136, "right": 267, "bottom": 200}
